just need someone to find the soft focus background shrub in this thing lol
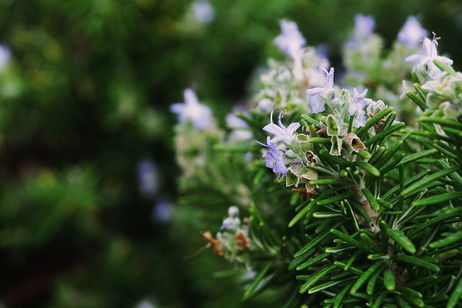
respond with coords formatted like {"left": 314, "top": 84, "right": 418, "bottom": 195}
{"left": 0, "top": 0, "right": 461, "bottom": 307}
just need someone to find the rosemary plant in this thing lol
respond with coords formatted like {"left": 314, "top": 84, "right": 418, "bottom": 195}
{"left": 172, "top": 16, "right": 462, "bottom": 307}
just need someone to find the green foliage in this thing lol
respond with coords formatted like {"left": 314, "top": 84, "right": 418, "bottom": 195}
{"left": 173, "top": 11, "right": 462, "bottom": 308}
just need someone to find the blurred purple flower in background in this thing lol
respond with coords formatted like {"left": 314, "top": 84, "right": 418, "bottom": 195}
{"left": 397, "top": 16, "right": 428, "bottom": 46}
{"left": 353, "top": 14, "right": 375, "bottom": 38}
{"left": 226, "top": 112, "right": 248, "bottom": 129}
{"left": 170, "top": 88, "right": 213, "bottom": 130}
{"left": 226, "top": 112, "right": 252, "bottom": 141}
{"left": 137, "top": 159, "right": 158, "bottom": 197}
{"left": 274, "top": 20, "right": 306, "bottom": 61}
{"left": 153, "top": 198, "right": 174, "bottom": 223}
{"left": 306, "top": 67, "right": 334, "bottom": 113}
{"left": 0, "top": 45, "right": 10, "bottom": 72}
{"left": 192, "top": 0, "right": 215, "bottom": 23}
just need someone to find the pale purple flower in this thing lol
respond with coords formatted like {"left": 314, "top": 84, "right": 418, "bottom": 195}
{"left": 153, "top": 198, "right": 173, "bottom": 223}
{"left": 226, "top": 113, "right": 248, "bottom": 128}
{"left": 397, "top": 16, "right": 428, "bottom": 46}
{"left": 192, "top": 0, "right": 214, "bottom": 23}
{"left": 258, "top": 136, "right": 288, "bottom": 175}
{"left": 263, "top": 110, "right": 300, "bottom": 144}
{"left": 137, "top": 159, "right": 158, "bottom": 197}
{"left": 274, "top": 20, "right": 306, "bottom": 61}
{"left": 353, "top": 15, "right": 375, "bottom": 38}
{"left": 405, "top": 37, "right": 453, "bottom": 79}
{"left": 0, "top": 45, "right": 10, "bottom": 72}
{"left": 349, "top": 88, "right": 372, "bottom": 128}
{"left": 170, "top": 88, "right": 213, "bottom": 130}
{"left": 306, "top": 67, "right": 334, "bottom": 114}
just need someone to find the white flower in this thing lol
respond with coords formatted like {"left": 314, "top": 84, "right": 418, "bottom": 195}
{"left": 405, "top": 37, "right": 453, "bottom": 79}
{"left": 397, "top": 16, "right": 428, "bottom": 46}
{"left": 274, "top": 20, "right": 306, "bottom": 62}
{"left": 170, "top": 88, "right": 213, "bottom": 130}
{"left": 228, "top": 206, "right": 239, "bottom": 217}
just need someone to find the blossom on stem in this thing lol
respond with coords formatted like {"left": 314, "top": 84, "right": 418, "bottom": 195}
{"left": 263, "top": 110, "right": 300, "bottom": 144}
{"left": 397, "top": 16, "right": 428, "bottom": 46}
{"left": 170, "top": 88, "right": 213, "bottom": 130}
{"left": 274, "top": 20, "right": 306, "bottom": 62}
{"left": 349, "top": 88, "right": 372, "bottom": 127}
{"left": 257, "top": 137, "right": 287, "bottom": 175}
{"left": 405, "top": 37, "right": 453, "bottom": 79}
{"left": 306, "top": 67, "right": 334, "bottom": 113}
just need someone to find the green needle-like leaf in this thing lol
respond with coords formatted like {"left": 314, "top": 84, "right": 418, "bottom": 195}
{"left": 429, "top": 231, "right": 462, "bottom": 248}
{"left": 418, "top": 117, "right": 462, "bottom": 130}
{"left": 296, "top": 252, "right": 329, "bottom": 271}
{"left": 288, "top": 200, "right": 316, "bottom": 228}
{"left": 448, "top": 272, "right": 462, "bottom": 308}
{"left": 333, "top": 282, "right": 353, "bottom": 308}
{"left": 294, "top": 228, "right": 333, "bottom": 258}
{"left": 366, "top": 266, "right": 382, "bottom": 295}
{"left": 357, "top": 107, "right": 394, "bottom": 137}
{"left": 350, "top": 261, "right": 383, "bottom": 294}
{"left": 387, "top": 229, "right": 416, "bottom": 254}
{"left": 364, "top": 123, "right": 405, "bottom": 147}
{"left": 397, "top": 148, "right": 438, "bottom": 166}
{"left": 407, "top": 92, "right": 426, "bottom": 110}
{"left": 433, "top": 59, "right": 456, "bottom": 74}
{"left": 372, "top": 292, "right": 387, "bottom": 308}
{"left": 412, "top": 191, "right": 462, "bottom": 206}
{"left": 401, "top": 167, "right": 458, "bottom": 196}
{"left": 243, "top": 262, "right": 272, "bottom": 300}
{"left": 357, "top": 162, "right": 381, "bottom": 177}
{"left": 317, "top": 191, "right": 354, "bottom": 206}
{"left": 299, "top": 264, "right": 337, "bottom": 294}
{"left": 384, "top": 268, "right": 396, "bottom": 291}
{"left": 362, "top": 188, "right": 380, "bottom": 211}
{"left": 394, "top": 254, "right": 440, "bottom": 272}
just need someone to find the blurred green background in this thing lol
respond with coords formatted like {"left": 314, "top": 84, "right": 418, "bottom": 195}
{"left": 0, "top": 0, "right": 461, "bottom": 307}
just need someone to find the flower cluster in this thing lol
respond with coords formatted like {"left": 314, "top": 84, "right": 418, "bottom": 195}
{"left": 203, "top": 206, "right": 251, "bottom": 264}
{"left": 258, "top": 65, "right": 387, "bottom": 194}
{"left": 343, "top": 15, "right": 429, "bottom": 123}
{"left": 171, "top": 89, "right": 222, "bottom": 180}
{"left": 404, "top": 35, "right": 460, "bottom": 119}
{"left": 170, "top": 88, "right": 214, "bottom": 130}
{"left": 254, "top": 20, "right": 329, "bottom": 113}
